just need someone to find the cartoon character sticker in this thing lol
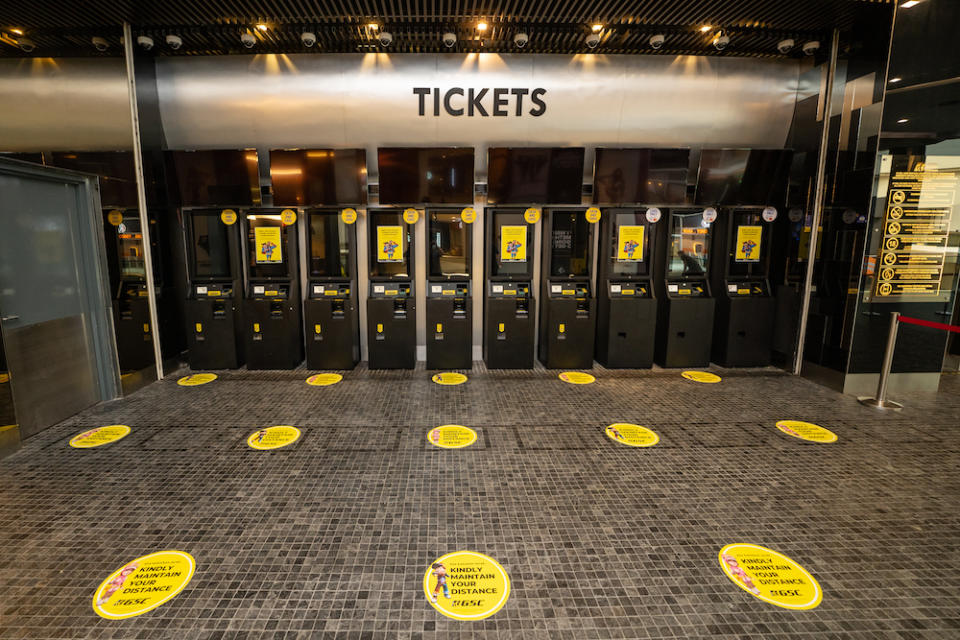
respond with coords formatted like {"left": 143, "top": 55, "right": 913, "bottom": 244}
{"left": 254, "top": 226, "right": 283, "bottom": 264}
{"left": 500, "top": 226, "right": 527, "bottom": 262}
{"left": 721, "top": 553, "right": 761, "bottom": 595}
{"left": 377, "top": 226, "right": 404, "bottom": 263}
{"left": 430, "top": 562, "right": 451, "bottom": 603}
{"left": 97, "top": 562, "right": 139, "bottom": 606}
{"left": 735, "top": 226, "right": 762, "bottom": 263}
{"left": 617, "top": 225, "right": 645, "bottom": 262}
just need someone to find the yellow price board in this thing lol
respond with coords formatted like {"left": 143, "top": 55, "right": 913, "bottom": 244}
{"left": 775, "top": 420, "right": 837, "bottom": 443}
{"left": 254, "top": 226, "right": 283, "bottom": 263}
{"left": 681, "top": 371, "right": 721, "bottom": 384}
{"left": 605, "top": 423, "right": 659, "bottom": 447}
{"left": 431, "top": 372, "right": 468, "bottom": 386}
{"left": 424, "top": 551, "right": 510, "bottom": 620}
{"left": 559, "top": 371, "right": 595, "bottom": 385}
{"left": 735, "top": 225, "right": 763, "bottom": 262}
{"left": 377, "top": 226, "right": 404, "bottom": 262}
{"left": 617, "top": 225, "right": 645, "bottom": 261}
{"left": 500, "top": 225, "right": 527, "bottom": 262}
{"left": 247, "top": 426, "right": 301, "bottom": 450}
{"left": 69, "top": 425, "right": 131, "bottom": 449}
{"left": 306, "top": 373, "right": 343, "bottom": 386}
{"left": 177, "top": 373, "right": 218, "bottom": 387}
{"left": 523, "top": 207, "right": 541, "bottom": 224}
{"left": 585, "top": 207, "right": 602, "bottom": 223}
{"left": 280, "top": 209, "right": 297, "bottom": 225}
{"left": 340, "top": 208, "right": 357, "bottom": 224}
{"left": 403, "top": 208, "right": 420, "bottom": 224}
{"left": 460, "top": 207, "right": 477, "bottom": 224}
{"left": 719, "top": 543, "right": 823, "bottom": 610}
{"left": 92, "top": 550, "right": 196, "bottom": 620}
{"left": 220, "top": 209, "right": 237, "bottom": 225}
{"left": 428, "top": 425, "right": 477, "bottom": 449}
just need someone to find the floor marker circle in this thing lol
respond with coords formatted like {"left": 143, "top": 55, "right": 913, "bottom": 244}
{"left": 605, "top": 423, "right": 659, "bottom": 447}
{"left": 69, "top": 425, "right": 131, "bottom": 448}
{"left": 247, "top": 426, "right": 301, "bottom": 450}
{"left": 424, "top": 551, "right": 510, "bottom": 620}
{"left": 776, "top": 420, "right": 838, "bottom": 443}
{"left": 177, "top": 373, "right": 217, "bottom": 386}
{"left": 681, "top": 370, "right": 721, "bottom": 383}
{"left": 431, "top": 372, "right": 468, "bottom": 386}
{"left": 92, "top": 550, "right": 195, "bottom": 619}
{"left": 306, "top": 373, "right": 343, "bottom": 386}
{"left": 559, "top": 371, "right": 595, "bottom": 385}
{"left": 719, "top": 543, "right": 822, "bottom": 610}
{"left": 428, "top": 425, "right": 477, "bottom": 449}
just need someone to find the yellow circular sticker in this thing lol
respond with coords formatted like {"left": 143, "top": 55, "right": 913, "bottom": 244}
{"left": 585, "top": 207, "right": 602, "bottom": 223}
{"left": 107, "top": 210, "right": 124, "bottom": 226}
{"left": 719, "top": 543, "right": 823, "bottom": 610}
{"left": 280, "top": 209, "right": 297, "bottom": 225}
{"left": 776, "top": 420, "right": 838, "bottom": 443}
{"left": 523, "top": 207, "right": 541, "bottom": 224}
{"left": 460, "top": 207, "right": 477, "bottom": 224}
{"left": 220, "top": 209, "right": 237, "bottom": 225}
{"left": 0, "top": 372, "right": 8, "bottom": 383}
{"left": 681, "top": 371, "right": 721, "bottom": 384}
{"left": 428, "top": 425, "right": 477, "bottom": 449}
{"left": 403, "top": 208, "right": 420, "bottom": 224}
{"left": 431, "top": 372, "right": 468, "bottom": 386}
{"left": 247, "top": 426, "right": 301, "bottom": 450}
{"left": 424, "top": 551, "right": 510, "bottom": 620}
{"left": 69, "top": 425, "right": 131, "bottom": 449}
{"left": 341, "top": 208, "right": 358, "bottom": 224}
{"left": 559, "top": 371, "right": 595, "bottom": 385}
{"left": 306, "top": 373, "right": 343, "bottom": 386}
{"left": 92, "top": 550, "right": 196, "bottom": 620}
{"left": 605, "top": 423, "right": 659, "bottom": 447}
{"left": 177, "top": 373, "right": 218, "bottom": 387}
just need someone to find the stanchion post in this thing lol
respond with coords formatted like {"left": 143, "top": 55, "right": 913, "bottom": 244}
{"left": 859, "top": 311, "right": 903, "bottom": 410}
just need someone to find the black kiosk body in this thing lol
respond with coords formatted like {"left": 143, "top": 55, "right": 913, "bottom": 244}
{"left": 539, "top": 210, "right": 596, "bottom": 369}
{"left": 426, "top": 210, "right": 472, "bottom": 370}
{"left": 653, "top": 209, "right": 716, "bottom": 367}
{"left": 483, "top": 210, "right": 536, "bottom": 368}
{"left": 367, "top": 211, "right": 416, "bottom": 369}
{"left": 241, "top": 211, "right": 303, "bottom": 369}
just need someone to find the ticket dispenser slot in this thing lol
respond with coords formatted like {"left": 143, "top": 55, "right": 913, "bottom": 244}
{"left": 483, "top": 210, "right": 536, "bottom": 369}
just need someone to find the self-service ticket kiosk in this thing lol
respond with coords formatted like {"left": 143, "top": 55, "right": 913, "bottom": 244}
{"left": 304, "top": 209, "right": 359, "bottom": 369}
{"left": 368, "top": 211, "right": 416, "bottom": 369}
{"left": 654, "top": 209, "right": 715, "bottom": 368}
{"left": 241, "top": 211, "right": 303, "bottom": 369}
{"left": 539, "top": 209, "right": 596, "bottom": 369}
{"left": 484, "top": 210, "right": 536, "bottom": 368}
{"left": 183, "top": 209, "right": 244, "bottom": 369}
{"left": 596, "top": 208, "right": 658, "bottom": 368}
{"left": 106, "top": 210, "right": 158, "bottom": 372}
{"left": 426, "top": 210, "right": 472, "bottom": 369}
{"left": 710, "top": 208, "right": 777, "bottom": 366}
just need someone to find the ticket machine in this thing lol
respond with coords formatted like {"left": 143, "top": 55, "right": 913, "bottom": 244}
{"left": 241, "top": 211, "right": 303, "bottom": 369}
{"left": 653, "top": 209, "right": 715, "bottom": 367}
{"left": 596, "top": 209, "right": 658, "bottom": 368}
{"left": 484, "top": 209, "right": 536, "bottom": 368}
{"left": 304, "top": 209, "right": 359, "bottom": 369}
{"left": 538, "top": 209, "right": 596, "bottom": 369}
{"left": 183, "top": 209, "right": 244, "bottom": 369}
{"left": 368, "top": 211, "right": 416, "bottom": 369}
{"left": 426, "top": 210, "right": 472, "bottom": 369}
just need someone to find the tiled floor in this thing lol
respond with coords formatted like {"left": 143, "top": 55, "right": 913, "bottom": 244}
{"left": 1, "top": 364, "right": 959, "bottom": 639}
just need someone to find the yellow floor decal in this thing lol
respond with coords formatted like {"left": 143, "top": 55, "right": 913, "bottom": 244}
{"left": 92, "top": 550, "right": 195, "bottom": 619}
{"left": 605, "top": 423, "right": 659, "bottom": 447}
{"left": 424, "top": 551, "right": 510, "bottom": 620}
{"left": 681, "top": 371, "right": 722, "bottom": 383}
{"left": 776, "top": 420, "right": 838, "bottom": 443}
{"left": 719, "top": 543, "right": 823, "bottom": 610}
{"left": 247, "top": 426, "right": 301, "bottom": 450}
{"left": 177, "top": 373, "right": 217, "bottom": 386}
{"left": 431, "top": 372, "right": 468, "bottom": 386}
{"left": 559, "top": 371, "right": 595, "bottom": 384}
{"left": 306, "top": 373, "right": 343, "bottom": 386}
{"left": 428, "top": 425, "right": 477, "bottom": 449}
{"left": 69, "top": 425, "right": 131, "bottom": 449}
{"left": 0, "top": 372, "right": 9, "bottom": 383}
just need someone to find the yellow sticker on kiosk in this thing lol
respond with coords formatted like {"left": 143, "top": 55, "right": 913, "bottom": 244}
{"left": 585, "top": 207, "right": 602, "bottom": 223}
{"left": 340, "top": 208, "right": 357, "bottom": 224}
{"left": 403, "top": 208, "right": 420, "bottom": 224}
{"left": 177, "top": 373, "right": 217, "bottom": 387}
{"left": 735, "top": 225, "right": 763, "bottom": 262}
{"left": 719, "top": 543, "right": 823, "bottom": 610}
{"left": 559, "top": 371, "right": 595, "bottom": 385}
{"left": 617, "top": 225, "right": 645, "bottom": 261}
{"left": 247, "top": 426, "right": 301, "bottom": 450}
{"left": 254, "top": 227, "right": 282, "bottom": 263}
{"left": 460, "top": 207, "right": 477, "bottom": 224}
{"left": 280, "top": 209, "right": 297, "bottom": 225}
{"left": 69, "top": 425, "right": 131, "bottom": 449}
{"left": 500, "top": 225, "right": 527, "bottom": 262}
{"left": 428, "top": 425, "right": 477, "bottom": 449}
{"left": 424, "top": 551, "right": 510, "bottom": 620}
{"left": 605, "top": 423, "right": 659, "bottom": 447}
{"left": 681, "top": 371, "right": 721, "bottom": 384}
{"left": 107, "top": 210, "right": 124, "bottom": 226}
{"left": 220, "top": 209, "right": 237, "bottom": 225}
{"left": 523, "top": 207, "right": 541, "bottom": 224}
{"left": 776, "top": 420, "right": 838, "bottom": 443}
{"left": 0, "top": 372, "right": 8, "bottom": 383}
{"left": 377, "top": 226, "right": 404, "bottom": 262}
{"left": 92, "top": 550, "right": 196, "bottom": 620}
{"left": 432, "top": 372, "right": 468, "bottom": 386}
{"left": 306, "top": 373, "right": 343, "bottom": 386}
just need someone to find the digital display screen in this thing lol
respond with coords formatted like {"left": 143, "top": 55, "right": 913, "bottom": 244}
{"left": 377, "top": 147, "right": 475, "bottom": 204}
{"left": 270, "top": 149, "right": 367, "bottom": 206}
{"left": 487, "top": 147, "right": 584, "bottom": 205}
{"left": 593, "top": 148, "right": 689, "bottom": 205}
{"left": 695, "top": 149, "right": 793, "bottom": 206}
{"left": 549, "top": 211, "right": 591, "bottom": 277}
{"left": 170, "top": 149, "right": 259, "bottom": 207}
{"left": 429, "top": 212, "right": 469, "bottom": 277}
{"left": 189, "top": 212, "right": 231, "bottom": 279}
{"left": 245, "top": 215, "right": 288, "bottom": 279}
{"left": 48, "top": 151, "right": 139, "bottom": 208}
{"left": 309, "top": 214, "right": 350, "bottom": 278}
{"left": 667, "top": 211, "right": 711, "bottom": 277}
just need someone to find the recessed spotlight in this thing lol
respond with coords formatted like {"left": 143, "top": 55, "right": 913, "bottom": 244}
{"left": 889, "top": 77, "right": 902, "bottom": 83}
{"left": 11, "top": 28, "right": 23, "bottom": 35}
{"left": 477, "top": 22, "right": 488, "bottom": 31}
{"left": 592, "top": 24, "right": 604, "bottom": 32}
{"left": 368, "top": 23, "right": 379, "bottom": 31}
{"left": 256, "top": 23, "right": 268, "bottom": 31}
{"left": 700, "top": 25, "right": 712, "bottom": 33}
{"left": 901, "top": 1, "right": 920, "bottom": 8}
{"left": 897, "top": 118, "right": 909, "bottom": 123}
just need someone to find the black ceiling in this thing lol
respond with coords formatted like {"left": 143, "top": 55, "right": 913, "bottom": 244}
{"left": 0, "top": 1, "right": 895, "bottom": 58}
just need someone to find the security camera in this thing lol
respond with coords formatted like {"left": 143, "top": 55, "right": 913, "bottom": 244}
{"left": 649, "top": 34, "right": 665, "bottom": 50}
{"left": 301, "top": 31, "right": 317, "bottom": 47}
{"left": 17, "top": 37, "right": 35, "bottom": 53}
{"left": 165, "top": 34, "right": 182, "bottom": 50}
{"left": 442, "top": 32, "right": 457, "bottom": 48}
{"left": 802, "top": 40, "right": 820, "bottom": 56}
{"left": 777, "top": 38, "right": 795, "bottom": 54}
{"left": 240, "top": 31, "right": 256, "bottom": 48}
{"left": 713, "top": 34, "right": 730, "bottom": 51}
{"left": 137, "top": 35, "right": 154, "bottom": 50}
{"left": 585, "top": 33, "right": 600, "bottom": 49}
{"left": 514, "top": 32, "right": 529, "bottom": 48}
{"left": 92, "top": 36, "right": 109, "bottom": 52}
{"left": 378, "top": 31, "right": 393, "bottom": 47}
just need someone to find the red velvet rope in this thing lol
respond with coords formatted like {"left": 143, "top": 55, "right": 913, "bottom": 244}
{"left": 899, "top": 315, "right": 960, "bottom": 334}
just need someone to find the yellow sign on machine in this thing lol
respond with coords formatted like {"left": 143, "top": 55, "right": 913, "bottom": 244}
{"left": 605, "top": 423, "right": 659, "bottom": 447}
{"left": 460, "top": 207, "right": 477, "bottom": 224}
{"left": 305, "top": 373, "right": 343, "bottom": 386}
{"left": 69, "top": 425, "right": 131, "bottom": 449}
{"left": 718, "top": 543, "right": 823, "bottom": 610}
{"left": 280, "top": 209, "right": 297, "bottom": 225}
{"left": 247, "top": 426, "right": 301, "bottom": 450}
{"left": 775, "top": 420, "right": 838, "bottom": 443}
{"left": 735, "top": 225, "right": 763, "bottom": 262}
{"left": 559, "top": 371, "right": 595, "bottom": 384}
{"left": 254, "top": 227, "right": 282, "bottom": 263}
{"left": 92, "top": 550, "right": 196, "bottom": 619}
{"left": 377, "top": 226, "right": 404, "bottom": 262}
{"left": 500, "top": 225, "right": 527, "bottom": 262}
{"left": 340, "top": 208, "right": 357, "bottom": 224}
{"left": 423, "top": 551, "right": 510, "bottom": 620}
{"left": 617, "top": 225, "right": 645, "bottom": 261}
{"left": 177, "top": 373, "right": 218, "bottom": 386}
{"left": 428, "top": 425, "right": 477, "bottom": 449}
{"left": 220, "top": 209, "right": 237, "bottom": 225}
{"left": 431, "top": 372, "right": 468, "bottom": 386}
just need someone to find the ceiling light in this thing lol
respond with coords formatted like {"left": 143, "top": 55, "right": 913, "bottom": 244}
{"left": 477, "top": 22, "right": 488, "bottom": 31}
{"left": 889, "top": 77, "right": 902, "bottom": 83}
{"left": 901, "top": 1, "right": 920, "bottom": 8}
{"left": 11, "top": 28, "right": 23, "bottom": 35}
{"left": 700, "top": 25, "right": 712, "bottom": 33}
{"left": 897, "top": 118, "right": 909, "bottom": 123}
{"left": 592, "top": 24, "right": 604, "bottom": 32}
{"left": 368, "top": 23, "right": 379, "bottom": 30}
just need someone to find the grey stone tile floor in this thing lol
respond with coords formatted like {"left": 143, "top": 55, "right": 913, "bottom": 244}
{"left": 1, "top": 363, "right": 959, "bottom": 639}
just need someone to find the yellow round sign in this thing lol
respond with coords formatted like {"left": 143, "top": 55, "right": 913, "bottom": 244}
{"left": 681, "top": 371, "right": 721, "bottom": 384}
{"left": 247, "top": 426, "right": 301, "bottom": 450}
{"left": 107, "top": 210, "right": 124, "bottom": 226}
{"left": 559, "top": 371, "right": 595, "bottom": 385}
{"left": 69, "top": 425, "right": 131, "bottom": 449}
{"left": 523, "top": 207, "right": 541, "bottom": 224}
{"left": 280, "top": 209, "right": 297, "bottom": 225}
{"left": 177, "top": 373, "right": 217, "bottom": 387}
{"left": 585, "top": 207, "right": 602, "bottom": 223}
{"left": 460, "top": 207, "right": 477, "bottom": 224}
{"left": 92, "top": 550, "right": 196, "bottom": 620}
{"left": 306, "top": 373, "right": 343, "bottom": 386}
{"left": 776, "top": 420, "right": 838, "bottom": 443}
{"left": 719, "top": 543, "right": 823, "bottom": 610}
{"left": 428, "top": 425, "right": 477, "bottom": 449}
{"left": 605, "top": 423, "right": 659, "bottom": 447}
{"left": 403, "top": 208, "right": 420, "bottom": 224}
{"left": 220, "top": 209, "right": 237, "bottom": 225}
{"left": 341, "top": 208, "right": 358, "bottom": 224}
{"left": 431, "top": 372, "right": 468, "bottom": 386}
{"left": 0, "top": 372, "right": 8, "bottom": 383}
{"left": 424, "top": 551, "right": 510, "bottom": 620}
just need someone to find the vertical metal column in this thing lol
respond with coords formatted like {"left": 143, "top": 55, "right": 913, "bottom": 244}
{"left": 122, "top": 22, "right": 164, "bottom": 381}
